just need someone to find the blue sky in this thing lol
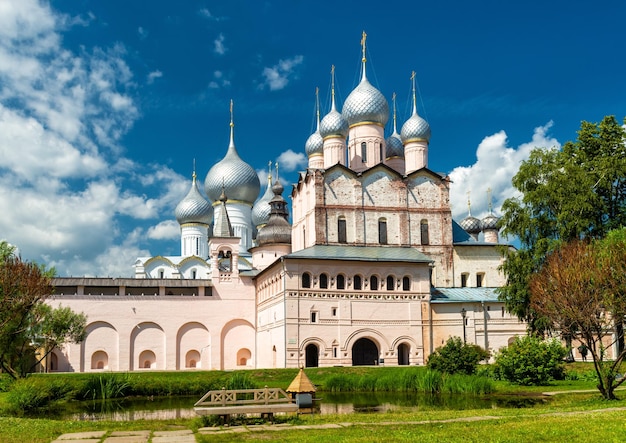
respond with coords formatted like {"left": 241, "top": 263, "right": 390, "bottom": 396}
{"left": 1, "top": 0, "right": 624, "bottom": 277}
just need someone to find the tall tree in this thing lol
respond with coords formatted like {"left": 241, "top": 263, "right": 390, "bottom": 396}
{"left": 0, "top": 241, "right": 86, "bottom": 378}
{"left": 498, "top": 116, "right": 626, "bottom": 331}
{"left": 529, "top": 234, "right": 626, "bottom": 399}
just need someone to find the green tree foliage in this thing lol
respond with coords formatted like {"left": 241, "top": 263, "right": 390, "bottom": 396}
{"left": 498, "top": 116, "right": 626, "bottom": 331}
{"left": 529, "top": 234, "right": 626, "bottom": 399}
{"left": 427, "top": 336, "right": 490, "bottom": 375}
{"left": 0, "top": 241, "right": 86, "bottom": 378}
{"left": 493, "top": 335, "right": 567, "bottom": 385}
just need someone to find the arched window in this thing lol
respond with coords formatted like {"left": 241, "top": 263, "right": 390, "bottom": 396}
{"left": 302, "top": 272, "right": 311, "bottom": 288}
{"left": 338, "top": 217, "right": 347, "bottom": 243}
{"left": 379, "top": 143, "right": 383, "bottom": 161}
{"left": 402, "top": 276, "right": 410, "bottom": 291}
{"left": 320, "top": 273, "right": 328, "bottom": 289}
{"left": 353, "top": 275, "right": 362, "bottom": 290}
{"left": 159, "top": 269, "right": 164, "bottom": 279}
{"left": 192, "top": 269, "right": 197, "bottom": 279}
{"left": 378, "top": 218, "right": 387, "bottom": 244}
{"left": 386, "top": 275, "right": 395, "bottom": 291}
{"left": 361, "top": 142, "right": 367, "bottom": 162}
{"left": 336, "top": 274, "right": 345, "bottom": 290}
{"left": 370, "top": 275, "right": 378, "bottom": 290}
{"left": 420, "top": 219, "right": 429, "bottom": 245}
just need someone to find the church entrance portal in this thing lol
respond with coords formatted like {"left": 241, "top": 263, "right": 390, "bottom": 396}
{"left": 352, "top": 338, "right": 379, "bottom": 366}
{"left": 305, "top": 343, "right": 319, "bottom": 367}
{"left": 397, "top": 343, "right": 410, "bottom": 365}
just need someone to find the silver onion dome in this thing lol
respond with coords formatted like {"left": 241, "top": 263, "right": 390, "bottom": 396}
{"left": 305, "top": 130, "right": 323, "bottom": 157}
{"left": 175, "top": 173, "right": 213, "bottom": 225}
{"left": 460, "top": 215, "right": 482, "bottom": 235}
{"left": 482, "top": 213, "right": 500, "bottom": 230}
{"left": 252, "top": 174, "right": 274, "bottom": 228}
{"left": 401, "top": 112, "right": 431, "bottom": 143}
{"left": 385, "top": 132, "right": 404, "bottom": 158}
{"left": 204, "top": 105, "right": 261, "bottom": 205}
{"left": 320, "top": 107, "right": 348, "bottom": 139}
{"left": 342, "top": 76, "right": 389, "bottom": 127}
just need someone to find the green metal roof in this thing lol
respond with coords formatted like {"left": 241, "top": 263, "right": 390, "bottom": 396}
{"left": 431, "top": 287, "right": 501, "bottom": 303}
{"left": 286, "top": 245, "right": 432, "bottom": 263}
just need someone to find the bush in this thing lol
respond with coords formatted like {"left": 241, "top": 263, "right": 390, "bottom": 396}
{"left": 427, "top": 337, "right": 490, "bottom": 375}
{"left": 493, "top": 335, "right": 568, "bottom": 385}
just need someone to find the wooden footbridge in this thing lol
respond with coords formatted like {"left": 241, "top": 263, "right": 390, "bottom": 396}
{"left": 194, "top": 386, "right": 298, "bottom": 423}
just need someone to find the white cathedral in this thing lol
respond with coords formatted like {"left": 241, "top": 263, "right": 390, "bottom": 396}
{"left": 46, "top": 36, "right": 526, "bottom": 373}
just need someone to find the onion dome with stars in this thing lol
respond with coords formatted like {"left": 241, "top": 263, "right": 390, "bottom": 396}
{"left": 256, "top": 164, "right": 292, "bottom": 246}
{"left": 385, "top": 93, "right": 404, "bottom": 158}
{"left": 204, "top": 100, "right": 260, "bottom": 205}
{"left": 319, "top": 66, "right": 349, "bottom": 139}
{"left": 175, "top": 170, "right": 213, "bottom": 225}
{"left": 401, "top": 72, "right": 431, "bottom": 143}
{"left": 342, "top": 32, "right": 389, "bottom": 128}
{"left": 251, "top": 162, "right": 275, "bottom": 229}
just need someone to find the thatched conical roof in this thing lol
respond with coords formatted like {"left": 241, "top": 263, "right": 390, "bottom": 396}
{"left": 286, "top": 367, "right": 316, "bottom": 393}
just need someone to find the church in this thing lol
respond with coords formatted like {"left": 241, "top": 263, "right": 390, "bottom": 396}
{"left": 46, "top": 36, "right": 526, "bottom": 373}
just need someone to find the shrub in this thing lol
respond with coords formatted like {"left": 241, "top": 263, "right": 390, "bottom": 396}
{"left": 5, "top": 379, "right": 50, "bottom": 414}
{"left": 427, "top": 337, "right": 490, "bottom": 375}
{"left": 82, "top": 373, "right": 132, "bottom": 400}
{"left": 493, "top": 335, "right": 568, "bottom": 385}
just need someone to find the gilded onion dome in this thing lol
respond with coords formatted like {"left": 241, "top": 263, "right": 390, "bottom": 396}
{"left": 385, "top": 92, "right": 404, "bottom": 158}
{"left": 251, "top": 163, "right": 274, "bottom": 228}
{"left": 204, "top": 101, "right": 261, "bottom": 205}
{"left": 256, "top": 165, "right": 292, "bottom": 246}
{"left": 319, "top": 67, "right": 348, "bottom": 139}
{"left": 342, "top": 32, "right": 389, "bottom": 128}
{"left": 175, "top": 171, "right": 213, "bottom": 225}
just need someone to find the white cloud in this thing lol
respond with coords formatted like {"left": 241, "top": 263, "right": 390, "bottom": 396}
{"left": 276, "top": 149, "right": 307, "bottom": 172}
{"left": 0, "top": 1, "right": 183, "bottom": 277}
{"left": 448, "top": 122, "right": 561, "bottom": 222}
{"left": 260, "top": 55, "right": 304, "bottom": 91}
{"left": 147, "top": 220, "right": 180, "bottom": 240}
{"left": 198, "top": 8, "right": 225, "bottom": 21}
{"left": 137, "top": 26, "right": 148, "bottom": 40}
{"left": 214, "top": 33, "right": 226, "bottom": 55}
{"left": 147, "top": 70, "right": 162, "bottom": 84}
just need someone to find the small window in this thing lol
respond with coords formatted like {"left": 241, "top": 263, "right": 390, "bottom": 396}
{"left": 302, "top": 272, "right": 311, "bottom": 288}
{"left": 336, "top": 274, "right": 345, "bottom": 290}
{"left": 461, "top": 273, "right": 468, "bottom": 288}
{"left": 320, "top": 273, "right": 328, "bottom": 289}
{"left": 402, "top": 276, "right": 410, "bottom": 291}
{"left": 378, "top": 219, "right": 387, "bottom": 244}
{"left": 370, "top": 275, "right": 378, "bottom": 290}
{"left": 420, "top": 219, "right": 429, "bottom": 245}
{"left": 338, "top": 217, "right": 347, "bottom": 243}
{"left": 477, "top": 273, "right": 484, "bottom": 288}
{"left": 386, "top": 276, "right": 394, "bottom": 291}
{"left": 192, "top": 269, "right": 197, "bottom": 279}
{"left": 332, "top": 307, "right": 337, "bottom": 317}
{"left": 159, "top": 269, "right": 164, "bottom": 279}
{"left": 353, "top": 275, "right": 362, "bottom": 290}
{"left": 501, "top": 306, "right": 505, "bottom": 317}
{"left": 379, "top": 143, "right": 383, "bottom": 161}
{"left": 311, "top": 312, "right": 318, "bottom": 323}
{"left": 333, "top": 347, "right": 338, "bottom": 358}
{"left": 361, "top": 142, "right": 367, "bottom": 162}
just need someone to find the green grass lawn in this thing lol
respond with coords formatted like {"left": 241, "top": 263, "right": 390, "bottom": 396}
{"left": 0, "top": 364, "right": 622, "bottom": 443}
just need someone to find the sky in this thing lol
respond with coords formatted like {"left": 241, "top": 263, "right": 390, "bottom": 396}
{"left": 1, "top": 0, "right": 625, "bottom": 277}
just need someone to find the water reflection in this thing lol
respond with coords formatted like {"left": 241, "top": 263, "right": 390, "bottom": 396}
{"left": 48, "top": 392, "right": 548, "bottom": 421}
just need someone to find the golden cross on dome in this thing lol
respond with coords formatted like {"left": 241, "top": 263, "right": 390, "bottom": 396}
{"left": 361, "top": 31, "right": 367, "bottom": 62}
{"left": 229, "top": 99, "right": 234, "bottom": 127}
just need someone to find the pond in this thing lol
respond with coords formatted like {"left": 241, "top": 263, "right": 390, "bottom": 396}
{"left": 42, "top": 392, "right": 549, "bottom": 421}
